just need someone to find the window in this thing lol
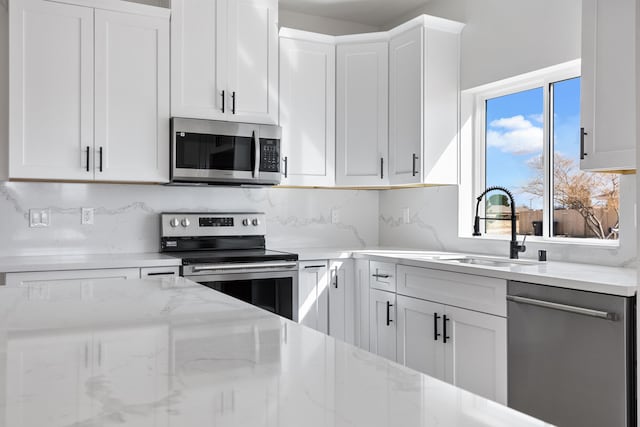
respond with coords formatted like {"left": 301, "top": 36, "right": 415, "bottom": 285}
{"left": 477, "top": 65, "right": 619, "bottom": 241}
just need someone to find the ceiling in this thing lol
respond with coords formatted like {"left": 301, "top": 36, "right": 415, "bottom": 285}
{"left": 279, "top": 0, "right": 432, "bottom": 28}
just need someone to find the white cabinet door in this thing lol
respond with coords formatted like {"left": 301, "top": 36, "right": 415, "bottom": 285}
{"left": 396, "top": 295, "right": 446, "bottom": 382}
{"left": 279, "top": 36, "right": 335, "bottom": 186}
{"left": 354, "top": 259, "right": 370, "bottom": 351}
{"left": 369, "top": 288, "right": 396, "bottom": 361}
{"left": 580, "top": 0, "right": 636, "bottom": 171}
{"left": 298, "top": 261, "right": 329, "bottom": 334}
{"left": 388, "top": 26, "right": 422, "bottom": 185}
{"left": 328, "top": 259, "right": 354, "bottom": 343}
{"left": 5, "top": 268, "right": 140, "bottom": 287}
{"left": 225, "top": 0, "right": 278, "bottom": 124}
{"left": 444, "top": 305, "right": 507, "bottom": 405}
{"left": 170, "top": 0, "right": 225, "bottom": 120}
{"left": 336, "top": 41, "right": 389, "bottom": 186}
{"left": 9, "top": 0, "right": 94, "bottom": 180}
{"left": 94, "top": 10, "right": 169, "bottom": 183}
{"left": 6, "top": 333, "right": 94, "bottom": 426}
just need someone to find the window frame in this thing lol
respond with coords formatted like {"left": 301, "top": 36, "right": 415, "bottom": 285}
{"left": 466, "top": 60, "right": 618, "bottom": 245}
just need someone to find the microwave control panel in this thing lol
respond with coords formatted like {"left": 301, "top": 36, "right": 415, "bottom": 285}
{"left": 260, "top": 139, "right": 280, "bottom": 173}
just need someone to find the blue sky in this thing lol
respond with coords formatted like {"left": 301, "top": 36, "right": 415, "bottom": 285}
{"left": 485, "top": 77, "right": 581, "bottom": 209}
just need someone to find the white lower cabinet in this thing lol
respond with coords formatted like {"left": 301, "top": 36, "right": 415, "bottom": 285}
{"left": 328, "top": 259, "right": 354, "bottom": 343}
{"left": 354, "top": 259, "right": 370, "bottom": 351}
{"left": 298, "top": 261, "right": 329, "bottom": 334}
{"left": 396, "top": 295, "right": 446, "bottom": 382}
{"left": 369, "top": 288, "right": 397, "bottom": 361}
{"left": 443, "top": 304, "right": 507, "bottom": 405}
{"left": 396, "top": 294, "right": 507, "bottom": 404}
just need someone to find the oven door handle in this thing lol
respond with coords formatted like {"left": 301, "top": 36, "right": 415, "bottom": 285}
{"left": 191, "top": 262, "right": 298, "bottom": 273}
{"left": 253, "top": 130, "right": 260, "bottom": 178}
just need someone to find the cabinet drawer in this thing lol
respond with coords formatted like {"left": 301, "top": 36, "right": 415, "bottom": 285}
{"left": 397, "top": 265, "right": 506, "bottom": 317}
{"left": 369, "top": 261, "right": 396, "bottom": 292}
{"left": 140, "top": 267, "right": 180, "bottom": 278}
{"left": 5, "top": 268, "right": 140, "bottom": 287}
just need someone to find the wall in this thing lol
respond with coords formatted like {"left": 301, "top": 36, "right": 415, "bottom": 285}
{"left": 0, "top": 183, "right": 379, "bottom": 256}
{"left": 279, "top": 9, "right": 380, "bottom": 35}
{"left": 389, "top": 0, "right": 582, "bottom": 90}
{"left": 379, "top": 176, "right": 637, "bottom": 267}
{"left": 0, "top": 1, "right": 7, "bottom": 181}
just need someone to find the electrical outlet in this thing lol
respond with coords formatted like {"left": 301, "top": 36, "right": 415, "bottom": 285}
{"left": 331, "top": 209, "right": 340, "bottom": 224}
{"left": 81, "top": 208, "right": 94, "bottom": 225}
{"left": 29, "top": 209, "right": 50, "bottom": 228}
{"left": 403, "top": 207, "right": 411, "bottom": 224}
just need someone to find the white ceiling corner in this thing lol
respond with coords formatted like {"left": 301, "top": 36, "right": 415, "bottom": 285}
{"left": 278, "top": 0, "right": 432, "bottom": 28}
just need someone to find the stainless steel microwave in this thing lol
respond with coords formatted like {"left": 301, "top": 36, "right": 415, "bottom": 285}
{"left": 170, "top": 118, "right": 282, "bottom": 186}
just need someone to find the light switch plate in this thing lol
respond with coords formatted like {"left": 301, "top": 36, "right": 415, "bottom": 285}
{"left": 81, "top": 208, "right": 94, "bottom": 225}
{"left": 29, "top": 209, "right": 50, "bottom": 228}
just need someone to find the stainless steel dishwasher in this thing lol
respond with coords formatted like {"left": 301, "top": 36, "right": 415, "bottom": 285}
{"left": 507, "top": 281, "right": 635, "bottom": 427}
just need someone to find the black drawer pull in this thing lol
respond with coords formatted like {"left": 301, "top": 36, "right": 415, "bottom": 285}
{"left": 434, "top": 312, "right": 441, "bottom": 341}
{"left": 372, "top": 273, "right": 391, "bottom": 279}
{"left": 443, "top": 315, "right": 450, "bottom": 343}
{"left": 386, "top": 301, "right": 393, "bottom": 326}
{"left": 146, "top": 272, "right": 175, "bottom": 276}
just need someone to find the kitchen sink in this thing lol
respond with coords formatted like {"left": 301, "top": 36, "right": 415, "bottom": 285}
{"left": 444, "top": 256, "right": 539, "bottom": 268}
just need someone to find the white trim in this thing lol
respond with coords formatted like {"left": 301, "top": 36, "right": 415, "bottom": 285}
{"left": 388, "top": 14, "right": 465, "bottom": 37}
{"left": 335, "top": 31, "right": 389, "bottom": 44}
{"left": 279, "top": 27, "right": 336, "bottom": 44}
{"left": 45, "top": 0, "right": 170, "bottom": 17}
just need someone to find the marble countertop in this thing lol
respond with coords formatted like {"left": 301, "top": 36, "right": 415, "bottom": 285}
{"left": 0, "top": 277, "right": 552, "bottom": 427}
{"left": 0, "top": 252, "right": 181, "bottom": 273}
{"left": 283, "top": 247, "right": 637, "bottom": 296}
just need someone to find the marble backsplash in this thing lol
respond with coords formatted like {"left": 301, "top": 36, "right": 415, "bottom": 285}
{"left": 379, "top": 177, "right": 637, "bottom": 268}
{"left": 0, "top": 182, "right": 379, "bottom": 257}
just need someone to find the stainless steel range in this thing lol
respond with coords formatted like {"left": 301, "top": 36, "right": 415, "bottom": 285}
{"left": 160, "top": 212, "right": 298, "bottom": 321}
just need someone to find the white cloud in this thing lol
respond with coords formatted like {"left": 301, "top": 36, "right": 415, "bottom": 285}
{"left": 487, "top": 114, "right": 543, "bottom": 155}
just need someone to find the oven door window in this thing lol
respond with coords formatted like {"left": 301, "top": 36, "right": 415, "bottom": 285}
{"left": 175, "top": 132, "right": 253, "bottom": 171}
{"left": 200, "top": 277, "right": 293, "bottom": 320}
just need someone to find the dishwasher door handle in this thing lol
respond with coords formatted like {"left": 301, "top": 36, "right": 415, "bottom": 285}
{"left": 507, "top": 295, "right": 617, "bottom": 321}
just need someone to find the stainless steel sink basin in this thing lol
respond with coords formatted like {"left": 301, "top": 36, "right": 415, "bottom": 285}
{"left": 445, "top": 256, "right": 538, "bottom": 268}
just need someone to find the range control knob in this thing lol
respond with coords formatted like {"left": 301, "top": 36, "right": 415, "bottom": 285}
{"left": 170, "top": 218, "right": 180, "bottom": 228}
{"left": 252, "top": 218, "right": 260, "bottom": 226}
{"left": 242, "top": 219, "right": 250, "bottom": 226}
{"left": 181, "top": 218, "right": 191, "bottom": 228}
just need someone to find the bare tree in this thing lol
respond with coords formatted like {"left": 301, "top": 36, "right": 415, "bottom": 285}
{"left": 521, "top": 153, "right": 619, "bottom": 239}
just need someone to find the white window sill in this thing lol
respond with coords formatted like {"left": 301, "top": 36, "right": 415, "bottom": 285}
{"left": 458, "top": 234, "right": 620, "bottom": 248}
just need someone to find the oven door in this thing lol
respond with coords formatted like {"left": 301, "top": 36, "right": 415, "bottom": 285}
{"left": 183, "top": 264, "right": 298, "bottom": 322}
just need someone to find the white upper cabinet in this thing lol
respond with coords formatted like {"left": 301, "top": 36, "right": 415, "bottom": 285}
{"left": 388, "top": 26, "right": 422, "bottom": 185}
{"left": 580, "top": 0, "right": 636, "bottom": 172}
{"left": 170, "top": 0, "right": 221, "bottom": 120}
{"left": 9, "top": 0, "right": 170, "bottom": 183}
{"left": 94, "top": 9, "right": 169, "bottom": 183}
{"left": 388, "top": 17, "right": 463, "bottom": 186}
{"left": 336, "top": 38, "right": 389, "bottom": 186}
{"left": 279, "top": 30, "right": 335, "bottom": 186}
{"left": 171, "top": 0, "right": 278, "bottom": 125}
{"left": 9, "top": 0, "right": 94, "bottom": 180}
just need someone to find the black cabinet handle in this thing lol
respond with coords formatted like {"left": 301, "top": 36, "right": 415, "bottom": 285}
{"left": 372, "top": 273, "right": 391, "bottom": 279}
{"left": 146, "top": 272, "right": 175, "bottom": 276}
{"left": 221, "top": 90, "right": 225, "bottom": 113}
{"left": 283, "top": 156, "right": 288, "bottom": 178}
{"left": 85, "top": 146, "right": 90, "bottom": 172}
{"left": 380, "top": 157, "right": 384, "bottom": 179}
{"left": 99, "top": 147, "right": 103, "bottom": 172}
{"left": 334, "top": 268, "right": 339, "bottom": 289}
{"left": 304, "top": 265, "right": 325, "bottom": 269}
{"left": 443, "top": 315, "right": 450, "bottom": 343}
{"left": 386, "top": 301, "right": 393, "bottom": 326}
{"left": 412, "top": 153, "right": 419, "bottom": 177}
{"left": 580, "top": 127, "right": 588, "bottom": 160}
{"left": 231, "top": 91, "right": 236, "bottom": 114}
{"left": 434, "top": 312, "right": 441, "bottom": 341}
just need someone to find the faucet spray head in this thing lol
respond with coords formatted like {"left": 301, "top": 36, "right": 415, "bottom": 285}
{"left": 473, "top": 215, "right": 481, "bottom": 236}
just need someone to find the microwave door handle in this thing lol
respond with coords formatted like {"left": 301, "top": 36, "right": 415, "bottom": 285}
{"left": 253, "top": 130, "right": 260, "bottom": 178}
